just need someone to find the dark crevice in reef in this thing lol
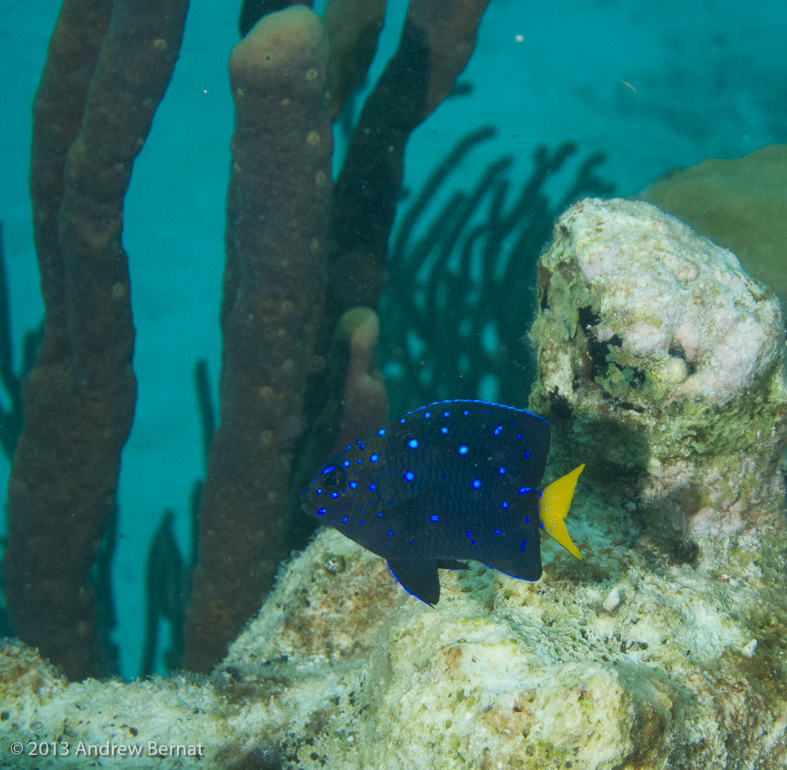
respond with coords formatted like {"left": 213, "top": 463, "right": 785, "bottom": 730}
{"left": 668, "top": 341, "right": 697, "bottom": 376}
{"left": 578, "top": 305, "right": 622, "bottom": 380}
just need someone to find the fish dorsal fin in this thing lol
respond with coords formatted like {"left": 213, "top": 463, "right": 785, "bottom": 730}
{"left": 539, "top": 464, "right": 584, "bottom": 559}
{"left": 387, "top": 559, "right": 440, "bottom": 605}
{"left": 398, "top": 401, "right": 551, "bottom": 491}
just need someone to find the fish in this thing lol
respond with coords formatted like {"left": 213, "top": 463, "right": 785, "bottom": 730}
{"left": 301, "top": 399, "right": 584, "bottom": 605}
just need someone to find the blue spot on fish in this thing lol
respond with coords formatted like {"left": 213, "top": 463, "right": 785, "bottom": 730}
{"left": 458, "top": 445, "right": 468, "bottom": 455}
{"left": 408, "top": 439, "right": 419, "bottom": 449}
{"left": 404, "top": 471, "right": 415, "bottom": 482}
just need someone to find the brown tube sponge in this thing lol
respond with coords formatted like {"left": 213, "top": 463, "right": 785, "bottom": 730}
{"left": 3, "top": 0, "right": 189, "bottom": 681}
{"left": 323, "top": 0, "right": 387, "bottom": 119}
{"left": 332, "top": 307, "right": 389, "bottom": 452}
{"left": 184, "top": 6, "right": 332, "bottom": 673}
{"left": 28, "top": 0, "right": 112, "bottom": 365}
{"left": 326, "top": 0, "right": 489, "bottom": 328}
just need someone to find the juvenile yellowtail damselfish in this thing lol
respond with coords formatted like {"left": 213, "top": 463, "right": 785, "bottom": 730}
{"left": 301, "top": 400, "right": 583, "bottom": 605}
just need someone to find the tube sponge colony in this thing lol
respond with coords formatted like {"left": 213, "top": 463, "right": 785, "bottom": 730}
{"left": 184, "top": 7, "right": 333, "bottom": 672}
{"left": 3, "top": 0, "right": 189, "bottom": 681}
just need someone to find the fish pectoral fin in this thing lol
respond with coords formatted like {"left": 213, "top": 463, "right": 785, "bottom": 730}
{"left": 395, "top": 485, "right": 454, "bottom": 525}
{"left": 387, "top": 559, "right": 440, "bottom": 606}
{"left": 539, "top": 464, "right": 584, "bottom": 559}
{"left": 437, "top": 559, "right": 468, "bottom": 571}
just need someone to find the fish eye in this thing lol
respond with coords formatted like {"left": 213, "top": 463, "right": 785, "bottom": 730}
{"left": 320, "top": 465, "right": 346, "bottom": 490}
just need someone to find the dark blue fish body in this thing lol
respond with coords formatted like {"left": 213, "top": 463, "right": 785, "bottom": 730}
{"left": 301, "top": 400, "right": 582, "bottom": 605}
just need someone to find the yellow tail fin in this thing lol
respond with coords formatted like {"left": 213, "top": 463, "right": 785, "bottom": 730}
{"left": 539, "top": 464, "right": 584, "bottom": 559}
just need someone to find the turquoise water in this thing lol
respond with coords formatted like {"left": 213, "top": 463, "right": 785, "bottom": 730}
{"left": 0, "top": 0, "right": 785, "bottom": 681}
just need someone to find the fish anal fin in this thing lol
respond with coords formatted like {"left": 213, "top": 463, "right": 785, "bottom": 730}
{"left": 387, "top": 559, "right": 440, "bottom": 605}
{"left": 437, "top": 559, "right": 468, "bottom": 571}
{"left": 539, "top": 464, "right": 584, "bottom": 559}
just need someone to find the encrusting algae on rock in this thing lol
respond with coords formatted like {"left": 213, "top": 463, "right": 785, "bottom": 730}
{"left": 529, "top": 198, "right": 786, "bottom": 561}
{"left": 1, "top": 199, "right": 786, "bottom": 769}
